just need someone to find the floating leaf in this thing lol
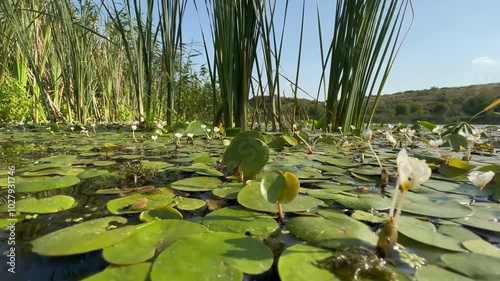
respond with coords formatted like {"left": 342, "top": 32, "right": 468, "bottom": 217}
{"left": 238, "top": 181, "right": 324, "bottom": 213}
{"left": 106, "top": 192, "right": 175, "bottom": 215}
{"left": 202, "top": 206, "right": 278, "bottom": 236}
{"left": 286, "top": 214, "right": 377, "bottom": 249}
{"left": 260, "top": 171, "right": 300, "bottom": 204}
{"left": 462, "top": 239, "right": 500, "bottom": 258}
{"left": 32, "top": 217, "right": 135, "bottom": 256}
{"left": 170, "top": 176, "right": 222, "bottom": 192}
{"left": 103, "top": 220, "right": 208, "bottom": 265}
{"left": 415, "top": 265, "right": 473, "bottom": 281}
{"left": 77, "top": 168, "right": 109, "bottom": 179}
{"left": 223, "top": 137, "right": 269, "bottom": 178}
{"left": 82, "top": 263, "right": 151, "bottom": 281}
{"left": 401, "top": 192, "right": 473, "bottom": 218}
{"left": 278, "top": 243, "right": 341, "bottom": 281}
{"left": 397, "top": 216, "right": 467, "bottom": 252}
{"left": 441, "top": 253, "right": 500, "bottom": 281}
{"left": 174, "top": 197, "right": 206, "bottom": 211}
{"left": 140, "top": 205, "right": 183, "bottom": 222}
{"left": 150, "top": 232, "right": 273, "bottom": 281}
{"left": 16, "top": 175, "right": 81, "bottom": 192}
{"left": 0, "top": 195, "right": 75, "bottom": 214}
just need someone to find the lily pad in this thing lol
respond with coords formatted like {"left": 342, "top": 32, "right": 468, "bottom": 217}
{"left": 260, "top": 170, "right": 300, "bottom": 204}
{"left": 415, "top": 265, "right": 473, "bottom": 281}
{"left": 38, "top": 154, "right": 78, "bottom": 164}
{"left": 82, "top": 263, "right": 151, "bottom": 281}
{"left": 16, "top": 175, "right": 81, "bottom": 192}
{"left": 150, "top": 232, "right": 273, "bottom": 281}
{"left": 238, "top": 181, "right": 325, "bottom": 213}
{"left": 103, "top": 220, "right": 208, "bottom": 265}
{"left": 278, "top": 243, "right": 341, "bottom": 281}
{"left": 106, "top": 192, "right": 175, "bottom": 215}
{"left": 174, "top": 197, "right": 206, "bottom": 211}
{"left": 461, "top": 239, "right": 500, "bottom": 258}
{"left": 329, "top": 193, "right": 391, "bottom": 211}
{"left": 223, "top": 137, "right": 269, "bottom": 178}
{"left": 139, "top": 205, "right": 183, "bottom": 221}
{"left": 401, "top": 192, "right": 473, "bottom": 218}
{"left": 77, "top": 168, "right": 109, "bottom": 179}
{"left": 397, "top": 216, "right": 467, "bottom": 252}
{"left": 170, "top": 176, "right": 222, "bottom": 192}
{"left": 286, "top": 210, "right": 378, "bottom": 249}
{"left": 0, "top": 195, "right": 75, "bottom": 214}
{"left": 422, "top": 180, "right": 492, "bottom": 196}
{"left": 32, "top": 216, "right": 135, "bottom": 256}
{"left": 441, "top": 253, "right": 500, "bottom": 281}
{"left": 451, "top": 204, "right": 500, "bottom": 232}
{"left": 202, "top": 206, "right": 278, "bottom": 236}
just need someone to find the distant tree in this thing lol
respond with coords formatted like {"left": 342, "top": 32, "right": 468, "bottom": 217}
{"left": 395, "top": 104, "right": 411, "bottom": 115}
{"left": 431, "top": 102, "right": 449, "bottom": 115}
{"left": 462, "top": 94, "right": 495, "bottom": 115}
{"left": 410, "top": 102, "right": 426, "bottom": 114}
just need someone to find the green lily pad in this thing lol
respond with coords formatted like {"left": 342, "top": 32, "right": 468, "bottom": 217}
{"left": 260, "top": 171, "right": 300, "bottom": 204}
{"left": 212, "top": 185, "right": 242, "bottom": 199}
{"left": 139, "top": 205, "right": 183, "bottom": 222}
{"left": 21, "top": 165, "right": 72, "bottom": 176}
{"left": 0, "top": 195, "right": 75, "bottom": 214}
{"left": 286, "top": 210, "right": 378, "bottom": 249}
{"left": 441, "top": 253, "right": 500, "bottom": 281}
{"left": 186, "top": 121, "right": 207, "bottom": 136}
{"left": 150, "top": 232, "right": 273, "bottom": 281}
{"left": 238, "top": 181, "right": 325, "bottom": 213}
{"left": 451, "top": 204, "right": 500, "bottom": 232}
{"left": 170, "top": 176, "right": 222, "bottom": 192}
{"left": 423, "top": 180, "right": 492, "bottom": 196}
{"left": 278, "top": 243, "right": 341, "bottom": 281}
{"left": 32, "top": 216, "right": 135, "bottom": 256}
{"left": 82, "top": 263, "right": 151, "bottom": 281}
{"left": 415, "top": 265, "right": 473, "bottom": 281}
{"left": 401, "top": 192, "right": 473, "bottom": 218}
{"left": 351, "top": 210, "right": 388, "bottom": 223}
{"left": 38, "top": 154, "right": 78, "bottom": 164}
{"left": 16, "top": 175, "right": 81, "bottom": 192}
{"left": 77, "top": 168, "right": 109, "bottom": 179}
{"left": 462, "top": 239, "right": 500, "bottom": 258}
{"left": 397, "top": 216, "right": 467, "bottom": 252}
{"left": 93, "top": 160, "right": 116, "bottom": 167}
{"left": 438, "top": 225, "right": 482, "bottom": 241}
{"left": 106, "top": 191, "right": 175, "bottom": 215}
{"left": 223, "top": 137, "right": 269, "bottom": 178}
{"left": 174, "top": 197, "right": 206, "bottom": 211}
{"left": 202, "top": 206, "right": 278, "bottom": 236}
{"left": 103, "top": 220, "right": 208, "bottom": 265}
{"left": 329, "top": 193, "right": 391, "bottom": 211}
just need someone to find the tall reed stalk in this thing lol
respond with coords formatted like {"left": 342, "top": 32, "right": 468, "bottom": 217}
{"left": 200, "top": 0, "right": 260, "bottom": 129}
{"left": 321, "top": 0, "right": 412, "bottom": 132}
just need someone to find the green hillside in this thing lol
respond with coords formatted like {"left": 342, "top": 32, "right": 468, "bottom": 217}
{"left": 369, "top": 83, "right": 500, "bottom": 124}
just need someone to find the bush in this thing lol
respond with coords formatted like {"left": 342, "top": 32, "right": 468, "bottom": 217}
{"left": 0, "top": 76, "right": 31, "bottom": 123}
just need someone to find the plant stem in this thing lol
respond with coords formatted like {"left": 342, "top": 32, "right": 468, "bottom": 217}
{"left": 277, "top": 202, "right": 284, "bottom": 223}
{"left": 393, "top": 190, "right": 407, "bottom": 226}
{"left": 389, "top": 177, "right": 400, "bottom": 218}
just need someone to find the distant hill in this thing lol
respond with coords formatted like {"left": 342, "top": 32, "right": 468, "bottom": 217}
{"left": 369, "top": 82, "right": 500, "bottom": 124}
{"left": 250, "top": 82, "right": 500, "bottom": 125}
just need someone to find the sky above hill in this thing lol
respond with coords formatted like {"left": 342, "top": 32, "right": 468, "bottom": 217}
{"left": 181, "top": 0, "right": 500, "bottom": 100}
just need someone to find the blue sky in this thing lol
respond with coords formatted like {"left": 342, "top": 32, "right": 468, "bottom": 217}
{"left": 181, "top": 0, "right": 500, "bottom": 100}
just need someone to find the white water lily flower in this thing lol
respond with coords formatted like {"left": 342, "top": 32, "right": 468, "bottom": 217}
{"left": 131, "top": 124, "right": 137, "bottom": 131}
{"left": 206, "top": 128, "right": 212, "bottom": 133}
{"left": 468, "top": 171, "right": 495, "bottom": 190}
{"left": 362, "top": 128, "right": 373, "bottom": 141}
{"left": 397, "top": 149, "right": 431, "bottom": 191}
{"left": 155, "top": 129, "right": 162, "bottom": 135}
{"left": 432, "top": 125, "right": 444, "bottom": 134}
{"left": 214, "top": 127, "right": 220, "bottom": 133}
{"left": 151, "top": 135, "right": 158, "bottom": 141}
{"left": 385, "top": 132, "right": 397, "bottom": 147}
{"left": 187, "top": 133, "right": 194, "bottom": 138}
{"left": 174, "top": 133, "right": 183, "bottom": 139}
{"left": 201, "top": 124, "right": 207, "bottom": 129}
{"left": 70, "top": 126, "right": 75, "bottom": 131}
{"left": 428, "top": 139, "right": 443, "bottom": 148}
